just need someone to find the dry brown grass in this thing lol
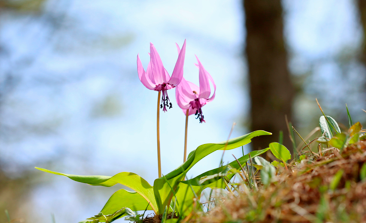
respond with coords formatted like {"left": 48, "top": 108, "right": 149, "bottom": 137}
{"left": 189, "top": 141, "right": 366, "bottom": 223}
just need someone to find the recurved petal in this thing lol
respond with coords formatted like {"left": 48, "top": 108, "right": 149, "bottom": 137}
{"left": 138, "top": 55, "right": 156, "bottom": 90}
{"left": 141, "top": 65, "right": 156, "bottom": 90}
{"left": 150, "top": 43, "right": 168, "bottom": 84}
{"left": 137, "top": 54, "right": 145, "bottom": 79}
{"left": 196, "top": 55, "right": 215, "bottom": 100}
{"left": 169, "top": 40, "right": 186, "bottom": 86}
{"left": 137, "top": 55, "right": 155, "bottom": 90}
{"left": 175, "top": 43, "right": 181, "bottom": 54}
{"left": 206, "top": 70, "right": 216, "bottom": 101}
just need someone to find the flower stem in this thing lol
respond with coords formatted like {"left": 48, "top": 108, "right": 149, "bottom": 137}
{"left": 183, "top": 109, "right": 189, "bottom": 162}
{"left": 157, "top": 91, "right": 162, "bottom": 178}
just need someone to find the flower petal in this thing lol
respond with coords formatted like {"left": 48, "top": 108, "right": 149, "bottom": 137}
{"left": 175, "top": 43, "right": 181, "bottom": 54}
{"left": 175, "top": 83, "right": 192, "bottom": 110}
{"left": 150, "top": 43, "right": 169, "bottom": 84}
{"left": 137, "top": 55, "right": 155, "bottom": 90}
{"left": 169, "top": 40, "right": 186, "bottom": 86}
{"left": 187, "top": 81, "right": 200, "bottom": 96}
{"left": 206, "top": 72, "right": 216, "bottom": 102}
{"left": 178, "top": 78, "right": 197, "bottom": 100}
{"left": 137, "top": 54, "right": 145, "bottom": 80}
{"left": 196, "top": 55, "right": 215, "bottom": 100}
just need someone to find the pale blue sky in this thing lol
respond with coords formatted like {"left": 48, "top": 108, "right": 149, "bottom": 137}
{"left": 0, "top": 0, "right": 364, "bottom": 222}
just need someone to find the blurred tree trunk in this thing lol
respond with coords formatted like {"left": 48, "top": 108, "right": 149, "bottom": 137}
{"left": 243, "top": 0, "right": 295, "bottom": 153}
{"left": 357, "top": 0, "right": 366, "bottom": 65}
{"left": 356, "top": 0, "right": 366, "bottom": 98}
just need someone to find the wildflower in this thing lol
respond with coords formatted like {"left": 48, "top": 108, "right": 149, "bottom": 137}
{"left": 175, "top": 55, "right": 216, "bottom": 123}
{"left": 137, "top": 40, "right": 186, "bottom": 112}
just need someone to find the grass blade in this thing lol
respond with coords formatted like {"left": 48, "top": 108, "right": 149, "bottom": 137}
{"left": 292, "top": 126, "right": 318, "bottom": 157}
{"left": 248, "top": 154, "right": 258, "bottom": 190}
{"left": 346, "top": 104, "right": 353, "bottom": 128}
{"left": 286, "top": 116, "right": 298, "bottom": 159}
{"left": 161, "top": 206, "right": 168, "bottom": 223}
{"left": 330, "top": 170, "right": 344, "bottom": 191}
{"left": 5, "top": 210, "right": 10, "bottom": 223}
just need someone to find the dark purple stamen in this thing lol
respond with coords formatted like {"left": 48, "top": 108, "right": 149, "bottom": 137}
{"left": 191, "top": 98, "right": 205, "bottom": 123}
{"left": 160, "top": 84, "right": 172, "bottom": 112}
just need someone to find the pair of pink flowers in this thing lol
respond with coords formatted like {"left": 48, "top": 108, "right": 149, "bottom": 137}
{"left": 137, "top": 40, "right": 216, "bottom": 122}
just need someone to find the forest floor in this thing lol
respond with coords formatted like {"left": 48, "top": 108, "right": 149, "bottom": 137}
{"left": 189, "top": 140, "right": 366, "bottom": 223}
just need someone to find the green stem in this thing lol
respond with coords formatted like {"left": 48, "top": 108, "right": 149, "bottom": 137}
{"left": 157, "top": 91, "right": 162, "bottom": 178}
{"left": 183, "top": 109, "right": 189, "bottom": 162}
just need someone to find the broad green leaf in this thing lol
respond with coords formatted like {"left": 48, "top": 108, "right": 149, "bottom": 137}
{"left": 349, "top": 122, "right": 362, "bottom": 137}
{"left": 330, "top": 170, "right": 343, "bottom": 191}
{"left": 326, "top": 115, "right": 341, "bottom": 134}
{"left": 79, "top": 208, "right": 126, "bottom": 223}
{"left": 268, "top": 143, "right": 291, "bottom": 162}
{"left": 175, "top": 148, "right": 269, "bottom": 215}
{"left": 153, "top": 130, "right": 271, "bottom": 214}
{"left": 87, "top": 189, "right": 153, "bottom": 223}
{"left": 183, "top": 148, "right": 269, "bottom": 187}
{"left": 254, "top": 157, "right": 276, "bottom": 185}
{"left": 319, "top": 115, "right": 341, "bottom": 138}
{"left": 329, "top": 133, "right": 347, "bottom": 150}
{"left": 35, "top": 168, "right": 158, "bottom": 213}
{"left": 253, "top": 157, "right": 275, "bottom": 171}
{"left": 348, "top": 133, "right": 359, "bottom": 145}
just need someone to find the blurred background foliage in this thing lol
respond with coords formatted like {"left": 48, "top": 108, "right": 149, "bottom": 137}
{"left": 0, "top": 0, "right": 365, "bottom": 222}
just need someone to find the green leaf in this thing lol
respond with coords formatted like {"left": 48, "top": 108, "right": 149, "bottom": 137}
{"left": 316, "top": 136, "right": 328, "bottom": 144}
{"left": 79, "top": 208, "right": 126, "bottom": 223}
{"left": 360, "top": 133, "right": 366, "bottom": 141}
{"left": 319, "top": 115, "right": 341, "bottom": 138}
{"left": 329, "top": 133, "right": 347, "bottom": 150}
{"left": 330, "top": 170, "right": 344, "bottom": 191}
{"left": 97, "top": 189, "right": 152, "bottom": 221}
{"left": 271, "top": 160, "right": 283, "bottom": 168}
{"left": 174, "top": 148, "right": 270, "bottom": 215}
{"left": 254, "top": 157, "right": 276, "bottom": 185}
{"left": 35, "top": 168, "right": 158, "bottom": 213}
{"left": 153, "top": 130, "right": 271, "bottom": 214}
{"left": 123, "top": 208, "right": 139, "bottom": 222}
{"left": 348, "top": 133, "right": 359, "bottom": 145}
{"left": 183, "top": 148, "right": 269, "bottom": 187}
{"left": 346, "top": 105, "right": 353, "bottom": 128}
{"left": 349, "top": 122, "right": 362, "bottom": 137}
{"left": 268, "top": 143, "right": 291, "bottom": 163}
{"left": 360, "top": 163, "right": 366, "bottom": 181}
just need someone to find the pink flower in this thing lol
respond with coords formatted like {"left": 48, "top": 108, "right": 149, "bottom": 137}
{"left": 175, "top": 50, "right": 216, "bottom": 123}
{"left": 137, "top": 40, "right": 186, "bottom": 112}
